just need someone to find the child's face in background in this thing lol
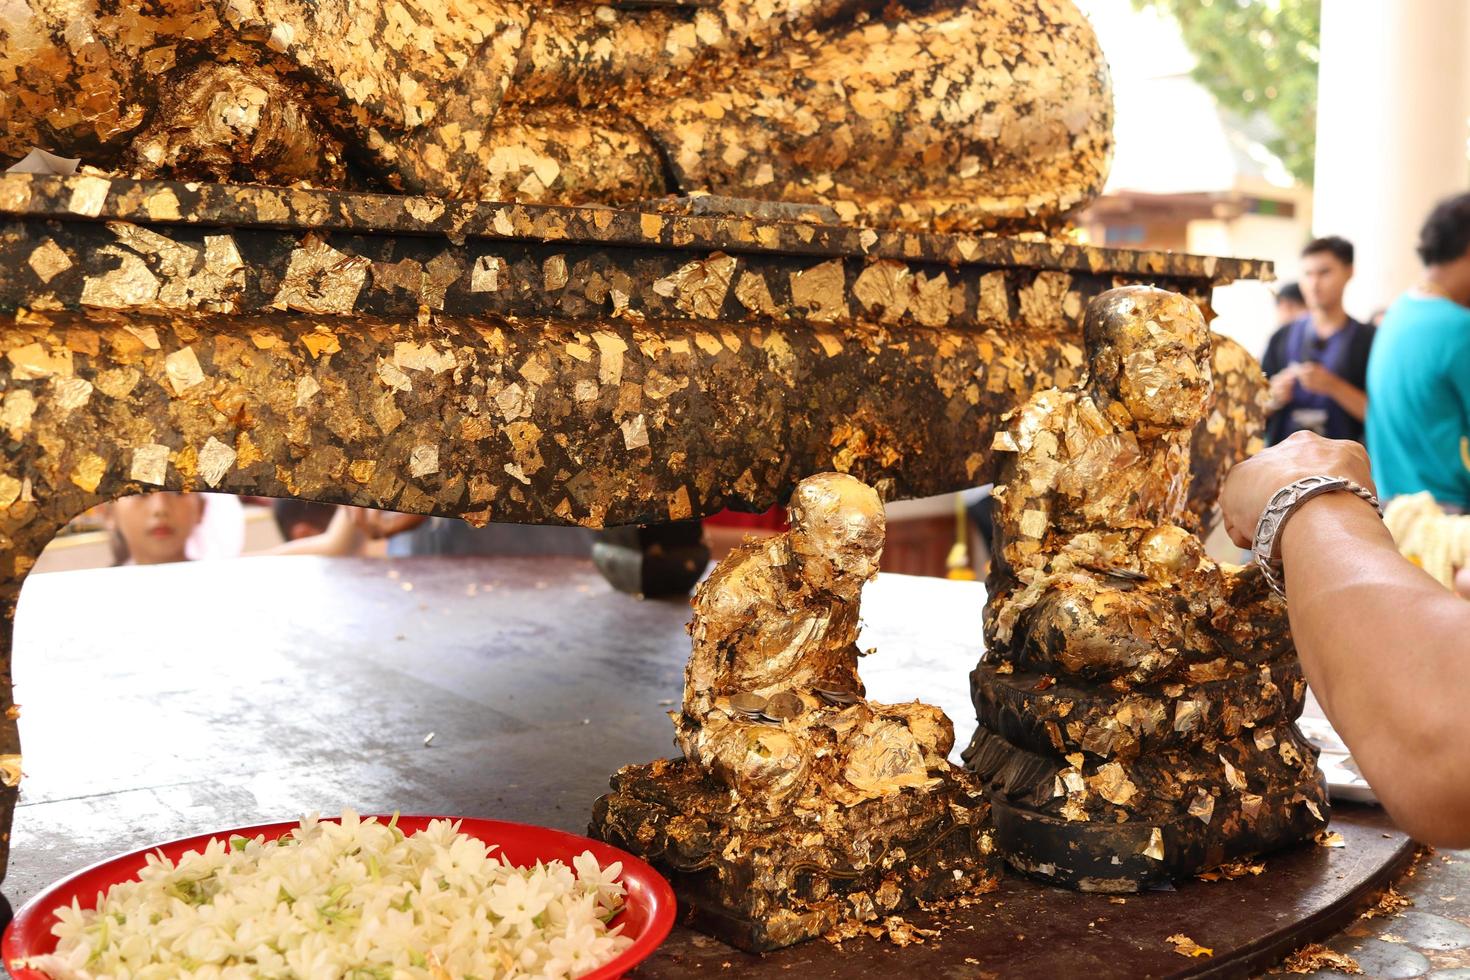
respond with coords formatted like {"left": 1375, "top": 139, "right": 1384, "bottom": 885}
{"left": 109, "top": 493, "right": 204, "bottom": 564}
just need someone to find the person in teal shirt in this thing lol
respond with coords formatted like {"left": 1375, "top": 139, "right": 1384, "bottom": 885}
{"left": 1366, "top": 192, "right": 1470, "bottom": 509}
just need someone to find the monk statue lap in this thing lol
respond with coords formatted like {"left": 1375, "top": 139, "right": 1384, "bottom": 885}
{"left": 1, "top": 0, "right": 1112, "bottom": 231}
{"left": 594, "top": 472, "right": 1000, "bottom": 951}
{"left": 965, "top": 286, "right": 1329, "bottom": 890}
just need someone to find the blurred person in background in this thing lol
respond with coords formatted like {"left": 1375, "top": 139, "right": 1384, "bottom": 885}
{"left": 1366, "top": 192, "right": 1470, "bottom": 511}
{"left": 1261, "top": 237, "right": 1375, "bottom": 446}
{"left": 108, "top": 493, "right": 367, "bottom": 565}
{"left": 1275, "top": 281, "right": 1307, "bottom": 326}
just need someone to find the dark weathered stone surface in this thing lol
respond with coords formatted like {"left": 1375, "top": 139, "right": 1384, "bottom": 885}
{"left": 1, "top": 558, "right": 1423, "bottom": 978}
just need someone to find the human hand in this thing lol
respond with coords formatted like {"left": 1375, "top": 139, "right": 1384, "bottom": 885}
{"left": 1295, "top": 362, "right": 1339, "bottom": 395}
{"left": 349, "top": 509, "right": 428, "bottom": 539}
{"left": 1220, "top": 431, "right": 1376, "bottom": 548}
{"left": 1267, "top": 367, "right": 1298, "bottom": 410}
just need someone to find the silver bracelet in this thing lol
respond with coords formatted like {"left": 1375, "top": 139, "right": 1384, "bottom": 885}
{"left": 1252, "top": 475, "right": 1383, "bottom": 598}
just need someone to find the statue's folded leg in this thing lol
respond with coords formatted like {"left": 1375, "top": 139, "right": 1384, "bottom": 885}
{"left": 1017, "top": 585, "right": 1185, "bottom": 685}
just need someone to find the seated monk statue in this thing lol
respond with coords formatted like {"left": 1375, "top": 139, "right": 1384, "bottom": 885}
{"left": 0, "top": 0, "right": 1112, "bottom": 232}
{"left": 676, "top": 471, "right": 955, "bottom": 809}
{"left": 985, "top": 286, "right": 1289, "bottom": 688}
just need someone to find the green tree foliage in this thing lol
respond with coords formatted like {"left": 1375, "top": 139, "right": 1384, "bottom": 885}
{"left": 1132, "top": 0, "right": 1321, "bottom": 184}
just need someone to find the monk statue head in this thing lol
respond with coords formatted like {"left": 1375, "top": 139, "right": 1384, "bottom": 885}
{"left": 1084, "top": 286, "right": 1214, "bottom": 435}
{"left": 786, "top": 473, "right": 885, "bottom": 601}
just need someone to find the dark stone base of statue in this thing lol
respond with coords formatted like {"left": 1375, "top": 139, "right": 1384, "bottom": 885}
{"left": 590, "top": 757, "right": 1003, "bottom": 952}
{"left": 964, "top": 661, "right": 1330, "bottom": 892}
{"left": 591, "top": 522, "right": 711, "bottom": 597}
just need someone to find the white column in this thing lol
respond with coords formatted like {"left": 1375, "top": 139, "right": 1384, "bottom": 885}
{"left": 1313, "top": 0, "right": 1470, "bottom": 315}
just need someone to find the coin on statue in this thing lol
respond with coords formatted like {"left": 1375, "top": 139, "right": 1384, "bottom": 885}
{"left": 764, "top": 691, "right": 805, "bottom": 721}
{"left": 730, "top": 692, "right": 768, "bottom": 715}
{"left": 814, "top": 687, "right": 859, "bottom": 706}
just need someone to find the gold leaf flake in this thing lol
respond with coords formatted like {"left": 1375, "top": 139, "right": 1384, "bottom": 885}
{"left": 2, "top": 390, "right": 36, "bottom": 438}
{"left": 349, "top": 460, "right": 376, "bottom": 484}
{"left": 495, "top": 383, "right": 529, "bottom": 421}
{"left": 71, "top": 453, "right": 106, "bottom": 494}
{"left": 373, "top": 392, "right": 405, "bottom": 435}
{"left": 0, "top": 754, "right": 21, "bottom": 787}
{"left": 853, "top": 261, "right": 911, "bottom": 322}
{"left": 789, "top": 260, "right": 850, "bottom": 322}
{"left": 393, "top": 341, "right": 456, "bottom": 374}
{"left": 301, "top": 328, "right": 341, "bottom": 360}
{"left": 271, "top": 236, "right": 370, "bottom": 314}
{"left": 81, "top": 247, "right": 160, "bottom": 308}
{"left": 1253, "top": 728, "right": 1277, "bottom": 751}
{"left": 1280, "top": 944, "right": 1361, "bottom": 974}
{"left": 1166, "top": 934, "right": 1212, "bottom": 958}
{"left": 95, "top": 368, "right": 140, "bottom": 399}
{"left": 0, "top": 475, "right": 20, "bottom": 511}
{"left": 295, "top": 375, "right": 320, "bottom": 408}
{"left": 621, "top": 414, "right": 649, "bottom": 450}
{"left": 8, "top": 342, "right": 73, "bottom": 379}
{"left": 409, "top": 444, "right": 440, "bottom": 478}
{"left": 1304, "top": 799, "right": 1324, "bottom": 822}
{"left": 67, "top": 175, "right": 110, "bottom": 216}
{"left": 669, "top": 485, "right": 693, "bottom": 521}
{"left": 198, "top": 436, "right": 236, "bottom": 488}
{"left": 144, "top": 188, "right": 181, "bottom": 220}
{"left": 1220, "top": 755, "right": 1247, "bottom": 792}
{"left": 131, "top": 444, "right": 170, "bottom": 486}
{"left": 377, "top": 360, "right": 413, "bottom": 392}
{"left": 912, "top": 272, "right": 952, "bottom": 327}
{"left": 1240, "top": 793, "right": 1264, "bottom": 820}
{"left": 471, "top": 255, "right": 504, "bottom": 293}
{"left": 27, "top": 240, "right": 72, "bottom": 283}
{"left": 124, "top": 325, "right": 161, "bottom": 350}
{"left": 979, "top": 271, "right": 1010, "bottom": 323}
{"left": 593, "top": 331, "right": 628, "bottom": 386}
{"left": 543, "top": 254, "right": 569, "bottom": 291}
{"left": 734, "top": 270, "right": 779, "bottom": 316}
{"left": 164, "top": 346, "right": 205, "bottom": 396}
{"left": 1086, "top": 762, "right": 1137, "bottom": 806}
{"left": 50, "top": 377, "right": 93, "bottom": 415}
{"left": 235, "top": 432, "right": 262, "bottom": 471}
{"left": 1188, "top": 789, "right": 1215, "bottom": 826}
{"left": 1315, "top": 830, "right": 1346, "bottom": 849}
{"left": 653, "top": 253, "right": 737, "bottom": 319}
{"left": 1141, "top": 827, "right": 1165, "bottom": 861}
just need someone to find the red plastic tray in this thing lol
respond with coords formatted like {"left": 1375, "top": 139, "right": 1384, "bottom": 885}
{"left": 3, "top": 815, "right": 676, "bottom": 979}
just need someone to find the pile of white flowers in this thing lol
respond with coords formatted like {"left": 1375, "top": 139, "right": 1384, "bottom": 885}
{"left": 17, "top": 811, "right": 634, "bottom": 980}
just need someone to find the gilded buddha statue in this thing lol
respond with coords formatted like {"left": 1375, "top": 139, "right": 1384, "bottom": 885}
{"left": 1, "top": 0, "right": 1113, "bottom": 231}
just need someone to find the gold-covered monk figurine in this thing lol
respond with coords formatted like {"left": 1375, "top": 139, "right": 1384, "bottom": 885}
{"left": 969, "top": 285, "right": 1326, "bottom": 890}
{"left": 0, "top": 0, "right": 1113, "bottom": 232}
{"left": 677, "top": 472, "right": 955, "bottom": 808}
{"left": 594, "top": 471, "right": 998, "bottom": 949}
{"left": 985, "top": 286, "right": 1288, "bottom": 686}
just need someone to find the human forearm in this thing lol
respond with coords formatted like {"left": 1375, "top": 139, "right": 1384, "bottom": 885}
{"left": 1327, "top": 376, "right": 1368, "bottom": 421}
{"left": 1282, "top": 494, "right": 1470, "bottom": 843}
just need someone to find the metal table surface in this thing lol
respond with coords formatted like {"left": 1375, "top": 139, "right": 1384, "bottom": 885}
{"left": 4, "top": 556, "right": 1464, "bottom": 978}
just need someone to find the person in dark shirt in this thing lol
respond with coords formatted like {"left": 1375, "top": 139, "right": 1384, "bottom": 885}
{"left": 1275, "top": 281, "right": 1307, "bottom": 327}
{"left": 1261, "top": 237, "right": 1376, "bottom": 445}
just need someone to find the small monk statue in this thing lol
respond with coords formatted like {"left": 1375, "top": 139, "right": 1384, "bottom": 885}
{"left": 985, "top": 286, "right": 1288, "bottom": 687}
{"left": 594, "top": 471, "right": 999, "bottom": 950}
{"left": 676, "top": 472, "right": 955, "bottom": 808}
{"left": 967, "top": 286, "right": 1327, "bottom": 889}
{"left": 0, "top": 0, "right": 1112, "bottom": 232}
